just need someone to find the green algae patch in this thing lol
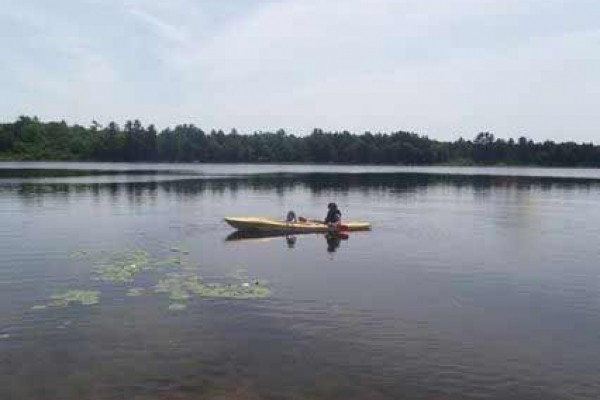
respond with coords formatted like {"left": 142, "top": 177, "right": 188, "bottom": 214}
{"left": 48, "top": 290, "right": 100, "bottom": 307}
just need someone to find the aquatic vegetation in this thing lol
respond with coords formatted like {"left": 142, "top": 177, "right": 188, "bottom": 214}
{"left": 155, "top": 274, "right": 195, "bottom": 301}
{"left": 69, "top": 250, "right": 89, "bottom": 259}
{"left": 45, "top": 290, "right": 100, "bottom": 307}
{"left": 91, "top": 249, "right": 151, "bottom": 282}
{"left": 93, "top": 263, "right": 142, "bottom": 282}
{"left": 32, "top": 246, "right": 272, "bottom": 314}
{"left": 126, "top": 287, "right": 145, "bottom": 297}
{"left": 155, "top": 273, "right": 271, "bottom": 303}
{"left": 197, "top": 281, "right": 271, "bottom": 299}
{"left": 168, "top": 303, "right": 187, "bottom": 311}
{"left": 152, "top": 252, "right": 197, "bottom": 270}
{"left": 150, "top": 255, "right": 181, "bottom": 268}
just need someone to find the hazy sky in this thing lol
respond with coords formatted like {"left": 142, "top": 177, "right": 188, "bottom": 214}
{"left": 1, "top": 0, "right": 598, "bottom": 142}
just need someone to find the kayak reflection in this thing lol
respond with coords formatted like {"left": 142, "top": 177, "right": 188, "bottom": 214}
{"left": 225, "top": 231, "right": 349, "bottom": 252}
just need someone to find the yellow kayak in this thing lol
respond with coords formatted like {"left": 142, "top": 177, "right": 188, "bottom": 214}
{"left": 224, "top": 217, "right": 371, "bottom": 233}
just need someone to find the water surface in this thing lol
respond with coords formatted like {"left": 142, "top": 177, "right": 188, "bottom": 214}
{"left": 1, "top": 163, "right": 600, "bottom": 400}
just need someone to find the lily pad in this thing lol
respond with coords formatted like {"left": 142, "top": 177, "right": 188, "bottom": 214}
{"left": 155, "top": 273, "right": 271, "bottom": 302}
{"left": 61, "top": 246, "right": 271, "bottom": 314}
{"left": 91, "top": 249, "right": 151, "bottom": 282}
{"left": 151, "top": 256, "right": 182, "bottom": 268}
{"left": 69, "top": 250, "right": 89, "bottom": 259}
{"left": 48, "top": 290, "right": 100, "bottom": 307}
{"left": 126, "top": 287, "right": 145, "bottom": 297}
{"left": 168, "top": 303, "right": 187, "bottom": 311}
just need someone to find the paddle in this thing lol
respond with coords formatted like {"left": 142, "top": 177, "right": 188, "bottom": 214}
{"left": 305, "top": 218, "right": 349, "bottom": 231}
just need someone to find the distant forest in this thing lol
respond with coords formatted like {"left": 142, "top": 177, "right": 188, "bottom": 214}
{"left": 1, "top": 116, "right": 599, "bottom": 166}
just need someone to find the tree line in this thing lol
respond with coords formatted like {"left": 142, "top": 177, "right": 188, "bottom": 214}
{"left": 1, "top": 116, "right": 599, "bottom": 166}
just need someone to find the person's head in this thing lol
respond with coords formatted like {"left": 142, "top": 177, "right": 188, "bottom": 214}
{"left": 328, "top": 202, "right": 337, "bottom": 210}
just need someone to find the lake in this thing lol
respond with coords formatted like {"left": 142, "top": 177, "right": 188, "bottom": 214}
{"left": 1, "top": 162, "right": 600, "bottom": 400}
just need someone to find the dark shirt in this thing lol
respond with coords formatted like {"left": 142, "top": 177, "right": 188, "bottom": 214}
{"left": 325, "top": 208, "right": 342, "bottom": 224}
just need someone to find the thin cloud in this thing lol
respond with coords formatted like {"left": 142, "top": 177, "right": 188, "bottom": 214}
{"left": 126, "top": 7, "right": 190, "bottom": 46}
{"left": 0, "top": 0, "right": 599, "bottom": 141}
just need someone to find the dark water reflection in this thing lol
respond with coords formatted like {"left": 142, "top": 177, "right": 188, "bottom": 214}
{"left": 1, "top": 165, "right": 600, "bottom": 400}
{"left": 226, "top": 231, "right": 348, "bottom": 254}
{"left": 4, "top": 172, "right": 600, "bottom": 200}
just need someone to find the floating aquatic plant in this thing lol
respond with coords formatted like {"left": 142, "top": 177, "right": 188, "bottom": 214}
{"left": 126, "top": 287, "right": 145, "bottom": 297}
{"left": 155, "top": 273, "right": 194, "bottom": 301}
{"left": 151, "top": 256, "right": 181, "bottom": 268}
{"left": 36, "top": 246, "right": 272, "bottom": 315}
{"left": 69, "top": 250, "right": 89, "bottom": 259}
{"left": 155, "top": 273, "right": 271, "bottom": 303}
{"left": 93, "top": 264, "right": 141, "bottom": 282}
{"left": 39, "top": 290, "right": 101, "bottom": 308}
{"left": 168, "top": 303, "right": 187, "bottom": 311}
{"left": 91, "top": 249, "right": 151, "bottom": 282}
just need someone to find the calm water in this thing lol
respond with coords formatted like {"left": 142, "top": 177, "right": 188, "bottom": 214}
{"left": 1, "top": 163, "right": 600, "bottom": 400}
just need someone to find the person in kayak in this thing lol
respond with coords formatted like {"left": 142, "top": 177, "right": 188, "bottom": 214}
{"left": 324, "top": 202, "right": 342, "bottom": 226}
{"left": 286, "top": 210, "right": 297, "bottom": 223}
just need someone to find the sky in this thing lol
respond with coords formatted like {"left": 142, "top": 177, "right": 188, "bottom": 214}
{"left": 1, "top": 0, "right": 599, "bottom": 142}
